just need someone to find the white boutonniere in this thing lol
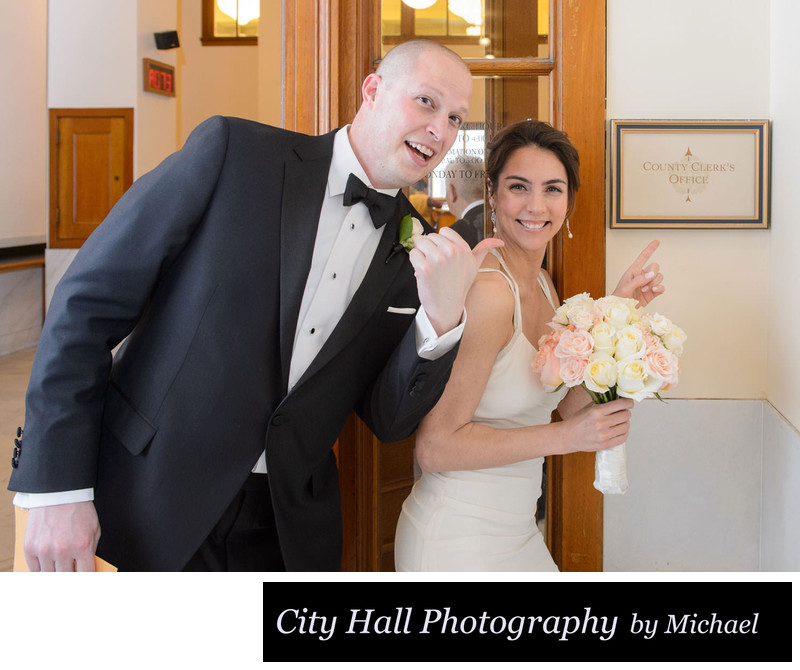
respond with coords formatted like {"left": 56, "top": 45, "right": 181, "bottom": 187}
{"left": 399, "top": 215, "right": 425, "bottom": 252}
{"left": 386, "top": 215, "right": 425, "bottom": 263}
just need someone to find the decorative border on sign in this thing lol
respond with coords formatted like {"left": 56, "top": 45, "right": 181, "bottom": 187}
{"left": 610, "top": 120, "right": 770, "bottom": 229}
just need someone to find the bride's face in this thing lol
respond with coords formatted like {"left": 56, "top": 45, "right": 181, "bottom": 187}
{"left": 489, "top": 144, "right": 569, "bottom": 251}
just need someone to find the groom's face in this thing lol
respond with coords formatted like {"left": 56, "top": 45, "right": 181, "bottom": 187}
{"left": 358, "top": 51, "right": 472, "bottom": 190}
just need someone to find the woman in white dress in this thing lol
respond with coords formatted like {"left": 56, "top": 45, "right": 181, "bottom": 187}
{"left": 394, "top": 121, "right": 664, "bottom": 571}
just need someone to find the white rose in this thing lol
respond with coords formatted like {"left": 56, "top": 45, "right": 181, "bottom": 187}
{"left": 646, "top": 313, "right": 674, "bottom": 338}
{"left": 583, "top": 352, "right": 618, "bottom": 394}
{"left": 661, "top": 325, "right": 688, "bottom": 356}
{"left": 564, "top": 292, "right": 594, "bottom": 309}
{"left": 590, "top": 321, "right": 617, "bottom": 356}
{"left": 565, "top": 304, "right": 596, "bottom": 331}
{"left": 614, "top": 324, "right": 646, "bottom": 361}
{"left": 409, "top": 217, "right": 425, "bottom": 245}
{"left": 551, "top": 304, "right": 570, "bottom": 327}
{"left": 616, "top": 358, "right": 661, "bottom": 401}
{"left": 596, "top": 296, "right": 639, "bottom": 329}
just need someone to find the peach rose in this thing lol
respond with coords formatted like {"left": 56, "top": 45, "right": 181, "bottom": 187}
{"left": 554, "top": 329, "right": 594, "bottom": 360}
{"left": 644, "top": 347, "right": 679, "bottom": 387}
{"left": 560, "top": 356, "right": 589, "bottom": 388}
{"left": 536, "top": 348, "right": 564, "bottom": 391}
{"left": 533, "top": 333, "right": 564, "bottom": 391}
{"left": 641, "top": 328, "right": 662, "bottom": 354}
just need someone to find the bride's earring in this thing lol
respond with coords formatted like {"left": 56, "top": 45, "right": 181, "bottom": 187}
{"left": 565, "top": 218, "right": 574, "bottom": 239}
{"left": 491, "top": 207, "right": 497, "bottom": 236}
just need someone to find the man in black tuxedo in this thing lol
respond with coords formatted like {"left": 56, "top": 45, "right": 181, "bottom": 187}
{"left": 10, "top": 40, "right": 501, "bottom": 571}
{"left": 443, "top": 154, "right": 486, "bottom": 248}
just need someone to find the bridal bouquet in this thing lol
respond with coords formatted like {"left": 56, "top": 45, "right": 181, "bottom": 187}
{"left": 532, "top": 293, "right": 686, "bottom": 494}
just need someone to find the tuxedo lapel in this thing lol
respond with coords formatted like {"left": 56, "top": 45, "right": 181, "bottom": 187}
{"left": 279, "top": 132, "right": 336, "bottom": 393}
{"left": 291, "top": 197, "right": 410, "bottom": 390}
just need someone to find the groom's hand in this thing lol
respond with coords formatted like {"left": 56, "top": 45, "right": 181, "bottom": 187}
{"left": 24, "top": 501, "right": 101, "bottom": 571}
{"left": 409, "top": 227, "right": 504, "bottom": 336}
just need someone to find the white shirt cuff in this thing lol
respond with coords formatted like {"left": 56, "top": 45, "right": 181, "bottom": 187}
{"left": 13, "top": 489, "right": 95, "bottom": 509}
{"left": 414, "top": 306, "right": 466, "bottom": 360}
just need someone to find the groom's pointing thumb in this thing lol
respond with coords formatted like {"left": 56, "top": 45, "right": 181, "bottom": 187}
{"left": 472, "top": 237, "right": 505, "bottom": 265}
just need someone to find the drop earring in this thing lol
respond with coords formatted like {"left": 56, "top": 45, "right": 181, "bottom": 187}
{"left": 565, "top": 218, "right": 573, "bottom": 239}
{"left": 491, "top": 207, "right": 497, "bottom": 236}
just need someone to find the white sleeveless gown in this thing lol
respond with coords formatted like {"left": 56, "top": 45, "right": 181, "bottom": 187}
{"left": 394, "top": 251, "right": 567, "bottom": 571}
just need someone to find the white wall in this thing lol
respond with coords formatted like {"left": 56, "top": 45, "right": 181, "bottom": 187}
{"left": 48, "top": 0, "right": 179, "bottom": 179}
{"left": 766, "top": 0, "right": 800, "bottom": 432}
{"left": 257, "top": 0, "right": 283, "bottom": 127}
{"left": 45, "top": 0, "right": 180, "bottom": 308}
{"left": 761, "top": 403, "right": 800, "bottom": 570}
{"left": 0, "top": 1, "right": 47, "bottom": 355}
{"left": 604, "top": 399, "right": 762, "bottom": 571}
{"left": 606, "top": 0, "right": 771, "bottom": 401}
{"left": 48, "top": 0, "right": 138, "bottom": 109}
{"left": 761, "top": 0, "right": 800, "bottom": 573}
{"left": 137, "top": 0, "right": 179, "bottom": 175}
{"left": 605, "top": 0, "right": 799, "bottom": 571}
{"left": 0, "top": 0, "right": 47, "bottom": 247}
{"left": 177, "top": 0, "right": 259, "bottom": 144}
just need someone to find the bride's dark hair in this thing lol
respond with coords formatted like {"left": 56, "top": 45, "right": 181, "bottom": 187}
{"left": 485, "top": 120, "right": 581, "bottom": 214}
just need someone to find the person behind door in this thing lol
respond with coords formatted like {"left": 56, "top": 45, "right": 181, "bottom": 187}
{"left": 444, "top": 154, "right": 486, "bottom": 248}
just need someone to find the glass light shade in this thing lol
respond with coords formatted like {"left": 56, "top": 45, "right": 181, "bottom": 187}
{"left": 448, "top": 0, "right": 482, "bottom": 27}
{"left": 402, "top": 0, "right": 438, "bottom": 9}
{"left": 217, "top": 0, "right": 260, "bottom": 25}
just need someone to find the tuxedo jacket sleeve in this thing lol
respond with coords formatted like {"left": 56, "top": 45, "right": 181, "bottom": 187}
{"left": 9, "top": 116, "right": 457, "bottom": 571}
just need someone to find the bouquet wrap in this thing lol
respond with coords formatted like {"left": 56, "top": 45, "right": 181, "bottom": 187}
{"left": 593, "top": 442, "right": 629, "bottom": 495}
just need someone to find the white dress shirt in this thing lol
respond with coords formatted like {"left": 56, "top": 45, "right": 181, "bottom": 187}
{"left": 14, "top": 126, "right": 463, "bottom": 507}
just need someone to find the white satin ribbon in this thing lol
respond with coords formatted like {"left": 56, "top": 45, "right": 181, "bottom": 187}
{"left": 594, "top": 442, "right": 629, "bottom": 495}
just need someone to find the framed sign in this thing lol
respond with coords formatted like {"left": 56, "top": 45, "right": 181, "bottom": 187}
{"left": 610, "top": 120, "right": 770, "bottom": 228}
{"left": 143, "top": 58, "right": 176, "bottom": 97}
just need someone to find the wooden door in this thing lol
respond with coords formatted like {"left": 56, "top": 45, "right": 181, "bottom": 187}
{"left": 49, "top": 108, "right": 133, "bottom": 249}
{"left": 283, "top": 0, "right": 606, "bottom": 572}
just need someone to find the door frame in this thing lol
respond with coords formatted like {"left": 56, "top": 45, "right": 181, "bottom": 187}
{"left": 282, "top": 0, "right": 607, "bottom": 571}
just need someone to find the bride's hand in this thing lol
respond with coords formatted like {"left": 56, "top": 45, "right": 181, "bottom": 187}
{"left": 559, "top": 398, "right": 633, "bottom": 454}
{"left": 612, "top": 240, "right": 664, "bottom": 308}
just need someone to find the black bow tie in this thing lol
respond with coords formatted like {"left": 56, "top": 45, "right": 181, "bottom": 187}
{"left": 343, "top": 173, "right": 397, "bottom": 228}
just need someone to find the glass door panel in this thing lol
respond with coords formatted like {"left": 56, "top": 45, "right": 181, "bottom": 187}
{"left": 381, "top": 0, "right": 549, "bottom": 57}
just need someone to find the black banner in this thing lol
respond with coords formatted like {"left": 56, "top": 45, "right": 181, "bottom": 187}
{"left": 263, "top": 580, "right": 791, "bottom": 663}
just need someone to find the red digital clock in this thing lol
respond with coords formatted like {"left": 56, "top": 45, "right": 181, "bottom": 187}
{"left": 143, "top": 58, "right": 176, "bottom": 97}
